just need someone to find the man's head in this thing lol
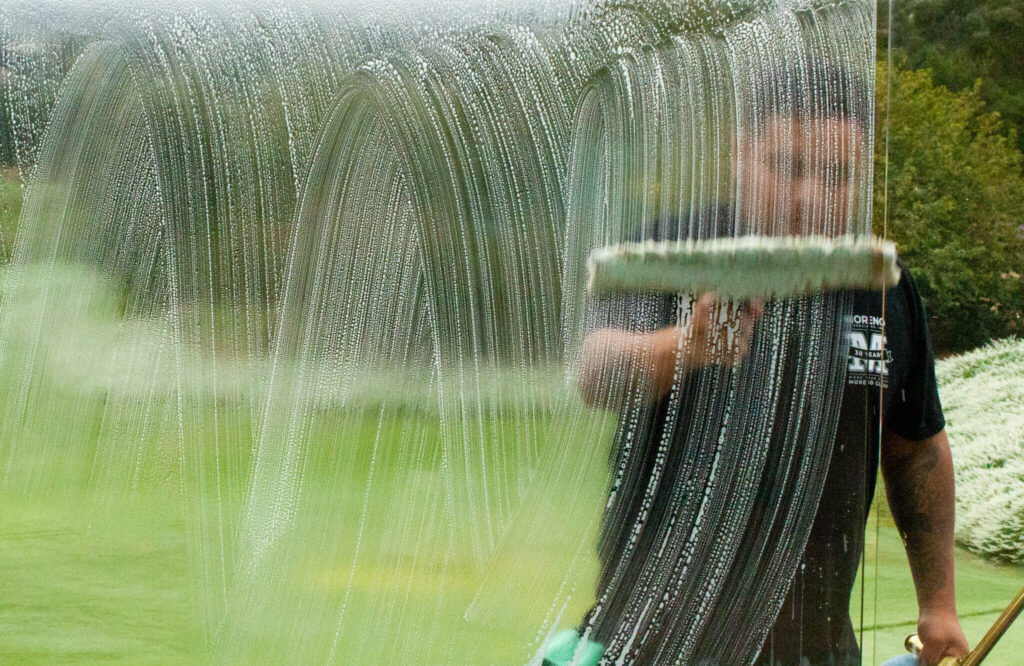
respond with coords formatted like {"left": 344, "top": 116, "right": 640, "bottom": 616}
{"left": 735, "top": 63, "right": 870, "bottom": 237}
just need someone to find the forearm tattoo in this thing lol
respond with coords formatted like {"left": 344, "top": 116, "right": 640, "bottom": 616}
{"left": 887, "top": 442, "right": 950, "bottom": 593}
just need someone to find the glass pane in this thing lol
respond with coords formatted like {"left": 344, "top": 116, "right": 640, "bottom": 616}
{"left": 0, "top": 2, "right": 947, "bottom": 663}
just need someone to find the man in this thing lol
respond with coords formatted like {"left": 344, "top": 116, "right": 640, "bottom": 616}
{"left": 571, "top": 66, "right": 969, "bottom": 665}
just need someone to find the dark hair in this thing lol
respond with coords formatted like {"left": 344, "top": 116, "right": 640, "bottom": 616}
{"left": 754, "top": 61, "right": 870, "bottom": 129}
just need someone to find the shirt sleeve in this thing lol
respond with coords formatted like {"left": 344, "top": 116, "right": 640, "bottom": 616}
{"left": 885, "top": 263, "right": 946, "bottom": 441}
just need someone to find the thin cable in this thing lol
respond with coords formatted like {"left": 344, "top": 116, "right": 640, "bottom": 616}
{"left": 870, "top": 1, "right": 896, "bottom": 663}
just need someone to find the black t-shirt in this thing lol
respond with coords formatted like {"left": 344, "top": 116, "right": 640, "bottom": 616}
{"left": 756, "top": 268, "right": 945, "bottom": 665}
{"left": 583, "top": 216, "right": 945, "bottom": 664}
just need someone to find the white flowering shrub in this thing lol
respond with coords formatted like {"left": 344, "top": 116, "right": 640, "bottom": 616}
{"left": 937, "top": 337, "right": 1024, "bottom": 563}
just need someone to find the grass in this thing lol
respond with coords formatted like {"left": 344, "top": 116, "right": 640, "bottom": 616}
{"left": 2, "top": 405, "right": 1021, "bottom": 664}
{"left": 0, "top": 495, "right": 196, "bottom": 663}
{"left": 0, "top": 405, "right": 611, "bottom": 664}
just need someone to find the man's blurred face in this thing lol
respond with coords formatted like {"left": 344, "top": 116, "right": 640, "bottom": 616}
{"left": 736, "top": 114, "right": 866, "bottom": 237}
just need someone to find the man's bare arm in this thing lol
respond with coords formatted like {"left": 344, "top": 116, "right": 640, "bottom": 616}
{"left": 577, "top": 326, "right": 679, "bottom": 408}
{"left": 881, "top": 428, "right": 969, "bottom": 664}
{"left": 577, "top": 295, "right": 762, "bottom": 409}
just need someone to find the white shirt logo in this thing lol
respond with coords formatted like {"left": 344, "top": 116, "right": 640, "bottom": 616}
{"left": 847, "top": 314, "right": 890, "bottom": 388}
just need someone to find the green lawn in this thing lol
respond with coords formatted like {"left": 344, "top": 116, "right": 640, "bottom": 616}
{"left": 0, "top": 401, "right": 614, "bottom": 664}
{"left": 3, "top": 417, "right": 1021, "bottom": 664}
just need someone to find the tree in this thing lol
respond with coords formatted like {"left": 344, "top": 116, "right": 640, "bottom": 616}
{"left": 883, "top": 0, "right": 1024, "bottom": 152}
{"left": 875, "top": 62, "right": 1024, "bottom": 353}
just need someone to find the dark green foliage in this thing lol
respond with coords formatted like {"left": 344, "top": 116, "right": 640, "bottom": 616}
{"left": 0, "top": 169, "right": 21, "bottom": 261}
{"left": 0, "top": 105, "right": 13, "bottom": 167}
{"left": 884, "top": 0, "right": 1024, "bottom": 152}
{"left": 875, "top": 63, "right": 1024, "bottom": 353}
{"left": 0, "top": 44, "right": 13, "bottom": 167}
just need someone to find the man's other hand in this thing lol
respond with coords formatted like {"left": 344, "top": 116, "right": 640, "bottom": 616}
{"left": 917, "top": 609, "right": 969, "bottom": 665}
{"left": 577, "top": 293, "right": 763, "bottom": 408}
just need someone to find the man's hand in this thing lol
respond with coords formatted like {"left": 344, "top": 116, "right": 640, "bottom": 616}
{"left": 577, "top": 294, "right": 763, "bottom": 408}
{"left": 917, "top": 608, "right": 969, "bottom": 665}
{"left": 647, "top": 293, "right": 764, "bottom": 397}
{"left": 682, "top": 293, "right": 764, "bottom": 371}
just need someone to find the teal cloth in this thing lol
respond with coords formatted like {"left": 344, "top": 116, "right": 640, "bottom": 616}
{"left": 542, "top": 629, "right": 605, "bottom": 666}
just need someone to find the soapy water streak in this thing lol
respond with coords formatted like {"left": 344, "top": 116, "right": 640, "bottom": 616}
{"left": 0, "top": 0, "right": 874, "bottom": 662}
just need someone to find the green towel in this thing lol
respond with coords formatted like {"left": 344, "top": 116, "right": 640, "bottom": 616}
{"left": 542, "top": 629, "right": 605, "bottom": 666}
